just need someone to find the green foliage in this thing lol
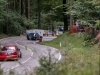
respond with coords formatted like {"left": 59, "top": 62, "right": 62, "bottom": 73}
{"left": 0, "top": 0, "right": 6, "bottom": 13}
{"left": 39, "top": 32, "right": 99, "bottom": 75}
{"left": 6, "top": 11, "right": 23, "bottom": 35}
{"left": 34, "top": 50, "right": 58, "bottom": 75}
{"left": 0, "top": 0, "right": 6, "bottom": 33}
{"left": 0, "top": 0, "right": 100, "bottom": 35}
{"left": 95, "top": 20, "right": 100, "bottom": 29}
{"left": 0, "top": 69, "right": 3, "bottom": 75}
{"left": 5, "top": 10, "right": 34, "bottom": 35}
{"left": 9, "top": 70, "right": 15, "bottom": 75}
{"left": 42, "top": 0, "right": 62, "bottom": 12}
{"left": 90, "top": 0, "right": 100, "bottom": 12}
{"left": 31, "top": 0, "right": 63, "bottom": 29}
{"left": 66, "top": 0, "right": 99, "bottom": 22}
{"left": 51, "top": 7, "right": 64, "bottom": 21}
{"left": 82, "top": 33, "right": 99, "bottom": 47}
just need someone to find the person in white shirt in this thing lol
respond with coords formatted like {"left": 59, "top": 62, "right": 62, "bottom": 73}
{"left": 75, "top": 20, "right": 79, "bottom": 31}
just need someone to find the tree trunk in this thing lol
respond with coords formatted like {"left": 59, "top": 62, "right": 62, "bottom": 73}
{"left": 70, "top": 15, "right": 73, "bottom": 25}
{"left": 51, "top": 23, "right": 54, "bottom": 31}
{"left": 19, "top": 0, "right": 21, "bottom": 14}
{"left": 70, "top": 0, "right": 73, "bottom": 25}
{"left": 5, "top": 0, "right": 9, "bottom": 34}
{"left": 37, "top": 11, "right": 41, "bottom": 29}
{"left": 21, "top": 0, "right": 24, "bottom": 15}
{"left": 63, "top": 0, "right": 68, "bottom": 32}
{"left": 37, "top": 0, "right": 41, "bottom": 29}
{"left": 14, "top": 0, "right": 15, "bottom": 10}
{"left": 14, "top": 0, "right": 19, "bottom": 11}
{"left": 25, "top": 0, "right": 30, "bottom": 19}
{"left": 51, "top": 0, "right": 55, "bottom": 32}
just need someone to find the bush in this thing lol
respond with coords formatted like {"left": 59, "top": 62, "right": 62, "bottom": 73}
{"left": 34, "top": 50, "right": 58, "bottom": 75}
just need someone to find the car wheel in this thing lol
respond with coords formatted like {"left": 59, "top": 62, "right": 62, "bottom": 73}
{"left": 27, "top": 38, "right": 29, "bottom": 40}
{"left": 35, "top": 37, "right": 37, "bottom": 40}
{"left": 27, "top": 35, "right": 29, "bottom": 40}
{"left": 19, "top": 52, "right": 22, "bottom": 58}
{"left": 18, "top": 51, "right": 22, "bottom": 58}
{"left": 29, "top": 35, "right": 32, "bottom": 40}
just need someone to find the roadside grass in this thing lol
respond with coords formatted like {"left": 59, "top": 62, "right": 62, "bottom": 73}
{"left": 0, "top": 34, "right": 9, "bottom": 39}
{"left": 0, "top": 33, "right": 19, "bottom": 39}
{"left": 39, "top": 32, "right": 99, "bottom": 75}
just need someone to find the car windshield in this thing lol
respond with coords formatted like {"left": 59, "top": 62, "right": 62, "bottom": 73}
{"left": 1, "top": 47, "right": 15, "bottom": 51}
{"left": 30, "top": 33, "right": 35, "bottom": 36}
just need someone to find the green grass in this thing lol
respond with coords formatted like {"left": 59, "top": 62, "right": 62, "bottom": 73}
{"left": 39, "top": 32, "right": 100, "bottom": 75}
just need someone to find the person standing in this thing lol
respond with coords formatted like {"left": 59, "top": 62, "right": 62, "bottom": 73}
{"left": 75, "top": 20, "right": 79, "bottom": 32}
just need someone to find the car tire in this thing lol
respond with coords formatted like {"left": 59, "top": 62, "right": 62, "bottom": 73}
{"left": 18, "top": 51, "right": 22, "bottom": 58}
{"left": 19, "top": 52, "right": 22, "bottom": 58}
{"left": 35, "top": 37, "right": 37, "bottom": 40}
{"left": 27, "top": 35, "right": 29, "bottom": 40}
{"left": 28, "top": 35, "right": 32, "bottom": 40}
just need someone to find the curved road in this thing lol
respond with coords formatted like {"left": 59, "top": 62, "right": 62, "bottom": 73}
{"left": 0, "top": 36, "right": 61, "bottom": 74}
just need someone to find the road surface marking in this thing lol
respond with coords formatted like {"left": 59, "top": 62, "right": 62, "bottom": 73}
{"left": 0, "top": 37, "right": 62, "bottom": 73}
{"left": 0, "top": 38, "right": 33, "bottom": 72}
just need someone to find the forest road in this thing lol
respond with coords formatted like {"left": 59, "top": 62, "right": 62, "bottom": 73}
{"left": 0, "top": 36, "right": 61, "bottom": 75}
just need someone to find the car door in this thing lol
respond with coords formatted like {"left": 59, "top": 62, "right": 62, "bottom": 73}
{"left": 36, "top": 33, "right": 40, "bottom": 40}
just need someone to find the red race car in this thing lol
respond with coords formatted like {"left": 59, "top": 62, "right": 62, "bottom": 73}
{"left": 0, "top": 45, "right": 22, "bottom": 61}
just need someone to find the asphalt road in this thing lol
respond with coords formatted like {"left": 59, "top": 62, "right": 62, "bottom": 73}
{"left": 0, "top": 36, "right": 61, "bottom": 75}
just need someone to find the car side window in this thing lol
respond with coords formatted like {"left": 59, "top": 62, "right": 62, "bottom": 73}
{"left": 37, "top": 33, "right": 39, "bottom": 36}
{"left": 35, "top": 33, "right": 38, "bottom": 36}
